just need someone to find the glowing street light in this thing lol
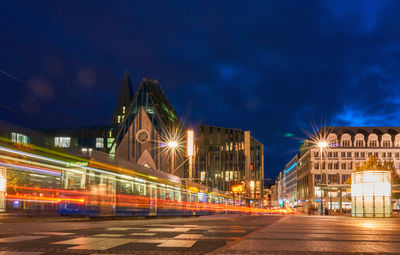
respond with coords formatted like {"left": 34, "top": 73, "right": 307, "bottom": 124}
{"left": 167, "top": 140, "right": 178, "bottom": 174}
{"left": 317, "top": 140, "right": 328, "bottom": 215}
{"left": 167, "top": 141, "right": 178, "bottom": 149}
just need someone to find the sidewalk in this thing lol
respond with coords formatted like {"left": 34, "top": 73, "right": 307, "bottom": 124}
{"left": 213, "top": 215, "right": 400, "bottom": 254}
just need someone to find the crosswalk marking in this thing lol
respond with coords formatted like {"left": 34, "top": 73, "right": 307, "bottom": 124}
{"left": 130, "top": 233, "right": 157, "bottom": 236}
{"left": 146, "top": 228, "right": 191, "bottom": 232}
{"left": 34, "top": 232, "right": 73, "bottom": 236}
{"left": 94, "top": 234, "right": 125, "bottom": 237}
{"left": 52, "top": 237, "right": 132, "bottom": 250}
{"left": 0, "top": 236, "right": 49, "bottom": 243}
{"left": 157, "top": 240, "right": 197, "bottom": 248}
{"left": 174, "top": 234, "right": 203, "bottom": 239}
{"left": 0, "top": 252, "right": 45, "bottom": 255}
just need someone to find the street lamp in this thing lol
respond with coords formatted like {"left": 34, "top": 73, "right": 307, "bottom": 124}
{"left": 167, "top": 140, "right": 178, "bottom": 174}
{"left": 318, "top": 140, "right": 328, "bottom": 215}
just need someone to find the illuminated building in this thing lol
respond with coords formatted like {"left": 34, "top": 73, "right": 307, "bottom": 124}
{"left": 297, "top": 127, "right": 400, "bottom": 214}
{"left": 42, "top": 71, "right": 187, "bottom": 177}
{"left": 196, "top": 125, "right": 264, "bottom": 201}
{"left": 284, "top": 154, "right": 298, "bottom": 207}
{"left": 352, "top": 170, "right": 391, "bottom": 217}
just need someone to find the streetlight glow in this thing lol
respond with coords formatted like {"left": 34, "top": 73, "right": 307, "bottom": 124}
{"left": 318, "top": 141, "right": 328, "bottom": 149}
{"left": 167, "top": 141, "right": 178, "bottom": 149}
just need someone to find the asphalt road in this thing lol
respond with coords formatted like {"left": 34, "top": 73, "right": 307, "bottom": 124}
{"left": 0, "top": 215, "right": 282, "bottom": 255}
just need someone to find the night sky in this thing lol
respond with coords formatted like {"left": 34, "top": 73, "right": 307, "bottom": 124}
{"left": 1, "top": 1, "right": 400, "bottom": 179}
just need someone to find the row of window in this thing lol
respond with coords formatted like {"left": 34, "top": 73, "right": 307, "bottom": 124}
{"left": 336, "top": 139, "right": 398, "bottom": 147}
{"left": 54, "top": 137, "right": 105, "bottom": 149}
{"left": 314, "top": 151, "right": 400, "bottom": 159}
{"left": 314, "top": 174, "right": 350, "bottom": 185}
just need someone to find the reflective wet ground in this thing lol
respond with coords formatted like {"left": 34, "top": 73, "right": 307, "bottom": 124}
{"left": 0, "top": 215, "right": 280, "bottom": 255}
{"left": 0, "top": 215, "right": 399, "bottom": 254}
{"left": 217, "top": 215, "right": 400, "bottom": 254}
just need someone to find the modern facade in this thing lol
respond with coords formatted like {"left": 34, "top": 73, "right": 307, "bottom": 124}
{"left": 284, "top": 154, "right": 298, "bottom": 207}
{"left": 275, "top": 171, "right": 285, "bottom": 207}
{"left": 196, "top": 125, "right": 264, "bottom": 201}
{"left": 297, "top": 127, "right": 400, "bottom": 213}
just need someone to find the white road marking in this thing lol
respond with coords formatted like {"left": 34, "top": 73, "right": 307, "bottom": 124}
{"left": 0, "top": 236, "right": 49, "bottom": 243}
{"left": 53, "top": 237, "right": 132, "bottom": 250}
{"left": 130, "top": 233, "right": 157, "bottom": 236}
{"left": 94, "top": 234, "right": 125, "bottom": 237}
{"left": 157, "top": 240, "right": 197, "bottom": 248}
{"left": 146, "top": 228, "right": 191, "bottom": 232}
{"left": 174, "top": 234, "right": 203, "bottom": 239}
{"left": 0, "top": 252, "right": 44, "bottom": 255}
{"left": 34, "top": 232, "right": 73, "bottom": 236}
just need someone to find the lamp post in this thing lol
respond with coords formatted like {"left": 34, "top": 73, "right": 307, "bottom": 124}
{"left": 318, "top": 141, "right": 327, "bottom": 215}
{"left": 167, "top": 141, "right": 178, "bottom": 174}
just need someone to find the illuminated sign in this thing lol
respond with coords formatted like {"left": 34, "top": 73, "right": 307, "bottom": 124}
{"left": 66, "top": 162, "right": 89, "bottom": 167}
{"left": 0, "top": 167, "right": 6, "bottom": 212}
{"left": 188, "top": 186, "right": 199, "bottom": 193}
{"left": 231, "top": 184, "right": 244, "bottom": 193}
{"left": 187, "top": 130, "right": 194, "bottom": 156}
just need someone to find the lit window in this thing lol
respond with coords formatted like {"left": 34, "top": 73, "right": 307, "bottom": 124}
{"left": 55, "top": 137, "right": 70, "bottom": 148}
{"left": 11, "top": 133, "right": 29, "bottom": 144}
{"left": 81, "top": 148, "right": 88, "bottom": 155}
{"left": 117, "top": 115, "right": 121, "bottom": 124}
{"left": 107, "top": 138, "right": 115, "bottom": 148}
{"left": 96, "top": 138, "right": 104, "bottom": 148}
{"left": 122, "top": 106, "right": 126, "bottom": 114}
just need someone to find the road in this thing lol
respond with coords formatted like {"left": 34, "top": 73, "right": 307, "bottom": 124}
{"left": 0, "top": 215, "right": 281, "bottom": 255}
{"left": 1, "top": 215, "right": 400, "bottom": 254}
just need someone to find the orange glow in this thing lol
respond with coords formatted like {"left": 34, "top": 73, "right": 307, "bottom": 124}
{"left": 231, "top": 184, "right": 243, "bottom": 192}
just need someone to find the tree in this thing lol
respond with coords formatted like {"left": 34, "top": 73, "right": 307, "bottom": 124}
{"left": 353, "top": 155, "right": 400, "bottom": 184}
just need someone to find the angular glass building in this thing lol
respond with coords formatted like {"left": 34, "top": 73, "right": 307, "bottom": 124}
{"left": 196, "top": 125, "right": 264, "bottom": 201}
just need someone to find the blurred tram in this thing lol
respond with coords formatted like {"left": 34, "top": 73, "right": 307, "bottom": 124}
{"left": 0, "top": 140, "right": 246, "bottom": 217}
{"left": 57, "top": 152, "right": 239, "bottom": 217}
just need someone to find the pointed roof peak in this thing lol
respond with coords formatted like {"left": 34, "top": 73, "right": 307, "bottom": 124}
{"left": 111, "top": 70, "right": 134, "bottom": 125}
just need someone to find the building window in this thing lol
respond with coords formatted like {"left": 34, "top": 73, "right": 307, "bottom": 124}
{"left": 314, "top": 152, "right": 319, "bottom": 157}
{"left": 96, "top": 138, "right": 104, "bottom": 148}
{"left": 388, "top": 152, "right": 392, "bottom": 158}
{"left": 117, "top": 115, "right": 121, "bottom": 124}
{"left": 342, "top": 174, "right": 350, "bottom": 184}
{"left": 314, "top": 163, "right": 319, "bottom": 170}
{"left": 355, "top": 140, "right": 363, "bottom": 147}
{"left": 328, "top": 174, "right": 338, "bottom": 184}
{"left": 382, "top": 152, "right": 386, "bottom": 158}
{"left": 314, "top": 174, "right": 322, "bottom": 185}
{"left": 341, "top": 163, "right": 346, "bottom": 170}
{"left": 396, "top": 153, "right": 399, "bottom": 158}
{"left": 11, "top": 133, "right": 29, "bottom": 144}
{"left": 328, "top": 163, "right": 332, "bottom": 170}
{"left": 361, "top": 152, "right": 365, "bottom": 158}
{"left": 341, "top": 152, "right": 345, "bottom": 158}
{"left": 348, "top": 162, "right": 352, "bottom": 170}
{"left": 55, "top": 137, "right": 71, "bottom": 148}
{"left": 107, "top": 138, "right": 115, "bottom": 148}
{"left": 355, "top": 152, "right": 359, "bottom": 158}
{"left": 122, "top": 106, "right": 126, "bottom": 114}
{"left": 342, "top": 140, "right": 350, "bottom": 147}
{"left": 374, "top": 152, "right": 378, "bottom": 157}
{"left": 347, "top": 152, "right": 351, "bottom": 158}
{"left": 334, "top": 152, "right": 338, "bottom": 158}
{"left": 334, "top": 162, "right": 339, "bottom": 170}
{"left": 369, "top": 140, "right": 377, "bottom": 147}
{"left": 382, "top": 140, "right": 391, "bottom": 147}
{"left": 328, "top": 152, "right": 332, "bottom": 158}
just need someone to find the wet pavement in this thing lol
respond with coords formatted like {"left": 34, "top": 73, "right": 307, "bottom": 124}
{"left": 216, "top": 215, "right": 400, "bottom": 254}
{"left": 1, "top": 215, "right": 400, "bottom": 254}
{"left": 0, "top": 215, "right": 281, "bottom": 254}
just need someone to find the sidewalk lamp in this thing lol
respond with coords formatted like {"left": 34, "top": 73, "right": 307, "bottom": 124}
{"left": 167, "top": 141, "right": 178, "bottom": 174}
{"left": 318, "top": 140, "right": 327, "bottom": 215}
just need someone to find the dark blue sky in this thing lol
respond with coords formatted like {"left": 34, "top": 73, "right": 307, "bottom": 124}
{"left": 1, "top": 0, "right": 400, "bottom": 178}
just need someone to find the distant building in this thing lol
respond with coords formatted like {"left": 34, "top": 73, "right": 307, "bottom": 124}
{"left": 196, "top": 125, "right": 264, "bottom": 200}
{"left": 297, "top": 127, "right": 400, "bottom": 213}
{"left": 275, "top": 171, "right": 285, "bottom": 207}
{"left": 284, "top": 154, "right": 298, "bottom": 207}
